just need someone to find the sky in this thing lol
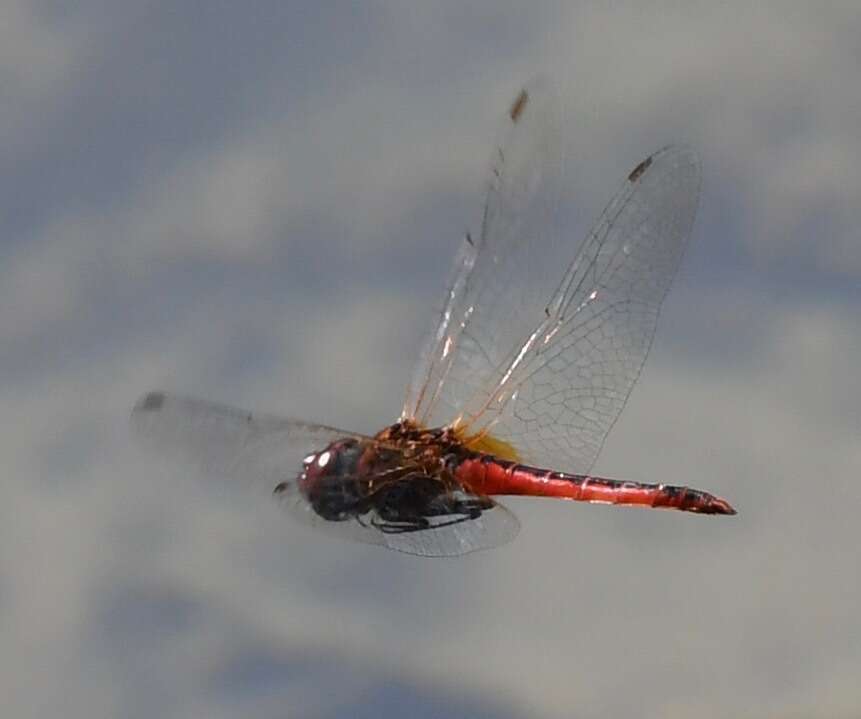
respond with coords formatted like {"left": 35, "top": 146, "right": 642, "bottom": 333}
{"left": 3, "top": 2, "right": 861, "bottom": 718}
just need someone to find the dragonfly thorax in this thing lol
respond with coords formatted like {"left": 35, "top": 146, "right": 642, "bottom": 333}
{"left": 294, "top": 423, "right": 468, "bottom": 522}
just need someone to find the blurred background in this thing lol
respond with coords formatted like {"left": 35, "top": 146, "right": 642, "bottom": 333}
{"left": 3, "top": 2, "right": 860, "bottom": 718}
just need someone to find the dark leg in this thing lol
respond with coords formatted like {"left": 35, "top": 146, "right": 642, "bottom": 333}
{"left": 366, "top": 476, "right": 492, "bottom": 533}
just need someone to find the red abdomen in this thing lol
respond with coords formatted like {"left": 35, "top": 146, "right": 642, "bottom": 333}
{"left": 455, "top": 455, "right": 735, "bottom": 515}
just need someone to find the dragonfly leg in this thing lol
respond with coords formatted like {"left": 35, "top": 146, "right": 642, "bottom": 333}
{"left": 370, "top": 516, "right": 431, "bottom": 534}
{"left": 367, "top": 475, "right": 494, "bottom": 532}
{"left": 370, "top": 512, "right": 479, "bottom": 534}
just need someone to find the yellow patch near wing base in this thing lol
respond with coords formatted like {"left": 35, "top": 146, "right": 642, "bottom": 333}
{"left": 458, "top": 429, "right": 520, "bottom": 462}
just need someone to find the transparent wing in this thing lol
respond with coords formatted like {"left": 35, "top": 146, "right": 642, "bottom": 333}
{"left": 464, "top": 145, "right": 700, "bottom": 472}
{"left": 131, "top": 391, "right": 359, "bottom": 493}
{"left": 274, "top": 478, "right": 520, "bottom": 557}
{"left": 404, "top": 82, "right": 701, "bottom": 474}
{"left": 404, "top": 79, "right": 565, "bottom": 427}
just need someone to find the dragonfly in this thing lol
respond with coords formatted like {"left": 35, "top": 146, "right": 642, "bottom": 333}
{"left": 132, "top": 82, "right": 735, "bottom": 557}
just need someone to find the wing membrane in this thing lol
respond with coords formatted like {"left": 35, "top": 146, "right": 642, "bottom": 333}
{"left": 404, "top": 81, "right": 701, "bottom": 474}
{"left": 462, "top": 145, "right": 700, "bottom": 473}
{"left": 132, "top": 392, "right": 517, "bottom": 555}
{"left": 131, "top": 391, "right": 359, "bottom": 493}
{"left": 275, "top": 477, "right": 520, "bottom": 557}
{"left": 403, "top": 79, "right": 565, "bottom": 426}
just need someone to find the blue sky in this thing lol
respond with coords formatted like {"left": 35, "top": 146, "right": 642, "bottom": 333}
{"left": 3, "top": 2, "right": 860, "bottom": 717}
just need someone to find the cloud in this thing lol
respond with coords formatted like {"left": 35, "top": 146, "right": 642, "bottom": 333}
{"left": 536, "top": 3, "right": 861, "bottom": 276}
{"left": 2, "top": 2, "right": 860, "bottom": 718}
{"left": 0, "top": 1, "right": 87, "bottom": 103}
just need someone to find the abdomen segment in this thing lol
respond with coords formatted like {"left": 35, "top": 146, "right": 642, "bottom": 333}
{"left": 455, "top": 456, "right": 736, "bottom": 515}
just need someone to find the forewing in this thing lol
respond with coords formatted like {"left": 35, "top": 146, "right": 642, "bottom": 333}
{"left": 403, "top": 81, "right": 701, "bottom": 474}
{"left": 275, "top": 479, "right": 520, "bottom": 557}
{"left": 131, "top": 392, "right": 517, "bottom": 555}
{"left": 460, "top": 145, "right": 701, "bottom": 472}
{"left": 131, "top": 391, "right": 359, "bottom": 493}
{"left": 403, "top": 79, "right": 566, "bottom": 426}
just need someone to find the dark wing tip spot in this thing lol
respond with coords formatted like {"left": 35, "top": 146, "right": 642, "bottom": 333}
{"left": 273, "top": 481, "right": 288, "bottom": 495}
{"left": 509, "top": 89, "right": 529, "bottom": 123}
{"left": 627, "top": 155, "right": 653, "bottom": 183}
{"left": 138, "top": 391, "right": 165, "bottom": 412}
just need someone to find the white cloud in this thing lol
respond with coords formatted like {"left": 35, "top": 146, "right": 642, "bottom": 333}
{"left": 3, "top": 2, "right": 861, "bottom": 718}
{"left": 0, "top": 1, "right": 92, "bottom": 149}
{"left": 0, "top": 1, "right": 86, "bottom": 98}
{"left": 535, "top": 3, "right": 861, "bottom": 274}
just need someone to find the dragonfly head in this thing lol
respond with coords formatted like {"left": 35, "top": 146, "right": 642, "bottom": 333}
{"left": 292, "top": 437, "right": 365, "bottom": 521}
{"left": 299, "top": 437, "right": 362, "bottom": 484}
